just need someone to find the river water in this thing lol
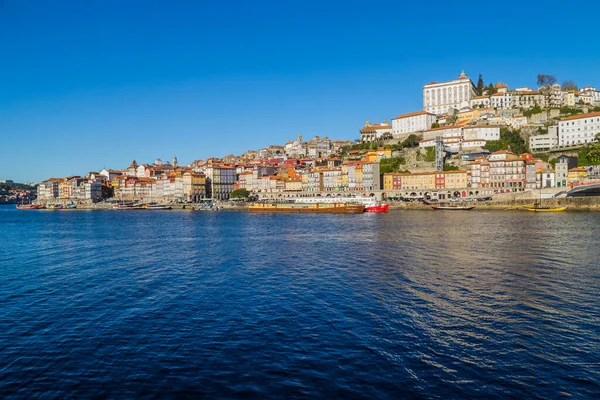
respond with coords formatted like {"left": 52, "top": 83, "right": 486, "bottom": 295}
{"left": 0, "top": 205, "right": 598, "bottom": 398}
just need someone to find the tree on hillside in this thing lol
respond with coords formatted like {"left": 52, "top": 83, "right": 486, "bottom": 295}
{"left": 588, "top": 144, "right": 600, "bottom": 164}
{"left": 381, "top": 132, "right": 393, "bottom": 140}
{"left": 431, "top": 122, "right": 440, "bottom": 129}
{"left": 401, "top": 134, "right": 419, "bottom": 148}
{"left": 537, "top": 74, "right": 557, "bottom": 87}
{"left": 595, "top": 132, "right": 600, "bottom": 143}
{"left": 562, "top": 80, "right": 578, "bottom": 91}
{"left": 476, "top": 74, "right": 485, "bottom": 96}
{"left": 537, "top": 74, "right": 557, "bottom": 107}
{"left": 485, "top": 83, "right": 497, "bottom": 95}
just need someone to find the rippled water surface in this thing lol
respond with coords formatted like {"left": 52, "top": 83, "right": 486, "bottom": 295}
{"left": 0, "top": 205, "right": 599, "bottom": 398}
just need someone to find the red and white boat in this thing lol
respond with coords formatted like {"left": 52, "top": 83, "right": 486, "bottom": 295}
{"left": 364, "top": 202, "right": 389, "bottom": 213}
{"left": 16, "top": 204, "right": 39, "bottom": 210}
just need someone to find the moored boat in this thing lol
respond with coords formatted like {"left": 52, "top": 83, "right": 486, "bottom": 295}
{"left": 431, "top": 205, "right": 474, "bottom": 210}
{"left": 145, "top": 203, "right": 172, "bottom": 210}
{"left": 526, "top": 206, "right": 567, "bottom": 212}
{"left": 365, "top": 203, "right": 389, "bottom": 213}
{"left": 113, "top": 203, "right": 144, "bottom": 210}
{"left": 16, "top": 204, "right": 39, "bottom": 210}
{"left": 249, "top": 202, "right": 365, "bottom": 214}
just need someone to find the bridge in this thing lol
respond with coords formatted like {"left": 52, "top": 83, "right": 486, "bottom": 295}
{"left": 567, "top": 184, "right": 600, "bottom": 197}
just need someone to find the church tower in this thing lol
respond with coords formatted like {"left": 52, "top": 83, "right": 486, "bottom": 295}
{"left": 172, "top": 156, "right": 178, "bottom": 168}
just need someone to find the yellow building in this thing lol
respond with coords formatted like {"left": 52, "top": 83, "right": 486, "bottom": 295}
{"left": 568, "top": 167, "right": 588, "bottom": 184}
{"left": 457, "top": 108, "right": 480, "bottom": 124}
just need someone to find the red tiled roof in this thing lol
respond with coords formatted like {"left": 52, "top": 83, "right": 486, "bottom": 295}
{"left": 392, "top": 110, "right": 435, "bottom": 120}
{"left": 561, "top": 111, "right": 600, "bottom": 121}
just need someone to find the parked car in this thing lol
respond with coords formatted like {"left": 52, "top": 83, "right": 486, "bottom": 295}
{"left": 477, "top": 196, "right": 493, "bottom": 202}
{"left": 449, "top": 198, "right": 460, "bottom": 202}
{"left": 463, "top": 198, "right": 474, "bottom": 202}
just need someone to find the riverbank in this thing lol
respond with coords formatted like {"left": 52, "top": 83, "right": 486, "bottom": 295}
{"left": 24, "top": 196, "right": 600, "bottom": 212}
{"left": 389, "top": 196, "right": 600, "bottom": 211}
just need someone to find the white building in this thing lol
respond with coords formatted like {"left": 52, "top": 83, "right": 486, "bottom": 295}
{"left": 558, "top": 112, "right": 600, "bottom": 146}
{"left": 579, "top": 86, "right": 600, "bottom": 104}
{"left": 423, "top": 71, "right": 477, "bottom": 115}
{"left": 470, "top": 96, "right": 490, "bottom": 109}
{"left": 490, "top": 92, "right": 513, "bottom": 109}
{"left": 462, "top": 126, "right": 501, "bottom": 141}
{"left": 529, "top": 126, "right": 559, "bottom": 152}
{"left": 360, "top": 121, "right": 392, "bottom": 142}
{"left": 391, "top": 111, "right": 437, "bottom": 139}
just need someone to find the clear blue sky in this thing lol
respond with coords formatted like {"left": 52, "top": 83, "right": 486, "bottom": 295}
{"left": 1, "top": 0, "right": 599, "bottom": 182}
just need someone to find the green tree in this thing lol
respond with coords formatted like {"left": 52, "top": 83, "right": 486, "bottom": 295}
{"left": 379, "top": 157, "right": 407, "bottom": 174}
{"left": 401, "top": 134, "right": 420, "bottom": 148}
{"left": 588, "top": 144, "right": 600, "bottom": 164}
{"left": 476, "top": 74, "right": 485, "bottom": 96}
{"left": 230, "top": 189, "right": 250, "bottom": 199}
{"left": 381, "top": 132, "right": 393, "bottom": 140}
{"left": 486, "top": 83, "right": 497, "bottom": 95}
{"left": 443, "top": 163, "right": 460, "bottom": 171}
{"left": 595, "top": 132, "right": 600, "bottom": 143}
{"left": 431, "top": 122, "right": 440, "bottom": 129}
{"left": 482, "top": 128, "right": 528, "bottom": 154}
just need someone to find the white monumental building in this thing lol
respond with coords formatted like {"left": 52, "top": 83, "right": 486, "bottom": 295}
{"left": 423, "top": 71, "right": 477, "bottom": 115}
{"left": 558, "top": 112, "right": 600, "bottom": 146}
{"left": 391, "top": 111, "right": 437, "bottom": 139}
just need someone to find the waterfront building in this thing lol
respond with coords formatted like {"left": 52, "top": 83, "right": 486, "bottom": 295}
{"left": 284, "top": 177, "right": 303, "bottom": 192}
{"left": 568, "top": 167, "right": 588, "bottom": 185}
{"left": 182, "top": 171, "right": 206, "bottom": 202}
{"left": 538, "top": 170, "right": 556, "bottom": 189}
{"left": 205, "top": 164, "right": 236, "bottom": 200}
{"left": 488, "top": 150, "right": 525, "bottom": 190}
{"left": 383, "top": 173, "right": 403, "bottom": 191}
{"left": 423, "top": 71, "right": 477, "bottom": 115}
{"left": 466, "top": 157, "right": 491, "bottom": 188}
{"left": 555, "top": 162, "right": 569, "bottom": 188}
{"left": 37, "top": 179, "right": 61, "bottom": 199}
{"left": 558, "top": 112, "right": 600, "bottom": 146}
{"left": 362, "top": 162, "right": 381, "bottom": 192}
{"left": 322, "top": 168, "right": 344, "bottom": 192}
{"left": 360, "top": 121, "right": 392, "bottom": 143}
{"left": 391, "top": 111, "right": 437, "bottom": 139}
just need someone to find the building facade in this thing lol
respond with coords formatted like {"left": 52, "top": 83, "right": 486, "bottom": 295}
{"left": 423, "top": 71, "right": 477, "bottom": 115}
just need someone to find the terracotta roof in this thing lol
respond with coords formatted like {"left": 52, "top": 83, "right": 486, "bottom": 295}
{"left": 392, "top": 110, "right": 435, "bottom": 120}
{"left": 424, "top": 125, "right": 461, "bottom": 132}
{"left": 561, "top": 111, "right": 600, "bottom": 121}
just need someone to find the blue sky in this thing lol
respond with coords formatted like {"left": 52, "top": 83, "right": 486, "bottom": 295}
{"left": 1, "top": 0, "right": 599, "bottom": 182}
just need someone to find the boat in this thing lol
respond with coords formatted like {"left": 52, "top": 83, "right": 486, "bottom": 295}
{"left": 113, "top": 203, "right": 144, "bottom": 210}
{"left": 65, "top": 204, "right": 77, "bottom": 209}
{"left": 431, "top": 204, "right": 474, "bottom": 210}
{"left": 145, "top": 203, "right": 172, "bottom": 210}
{"left": 286, "top": 196, "right": 387, "bottom": 213}
{"left": 526, "top": 205, "right": 567, "bottom": 212}
{"left": 249, "top": 202, "right": 365, "bottom": 214}
{"left": 16, "top": 204, "right": 39, "bottom": 210}
{"left": 526, "top": 189, "right": 567, "bottom": 212}
{"left": 364, "top": 203, "right": 389, "bottom": 213}
{"left": 47, "top": 204, "right": 64, "bottom": 210}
